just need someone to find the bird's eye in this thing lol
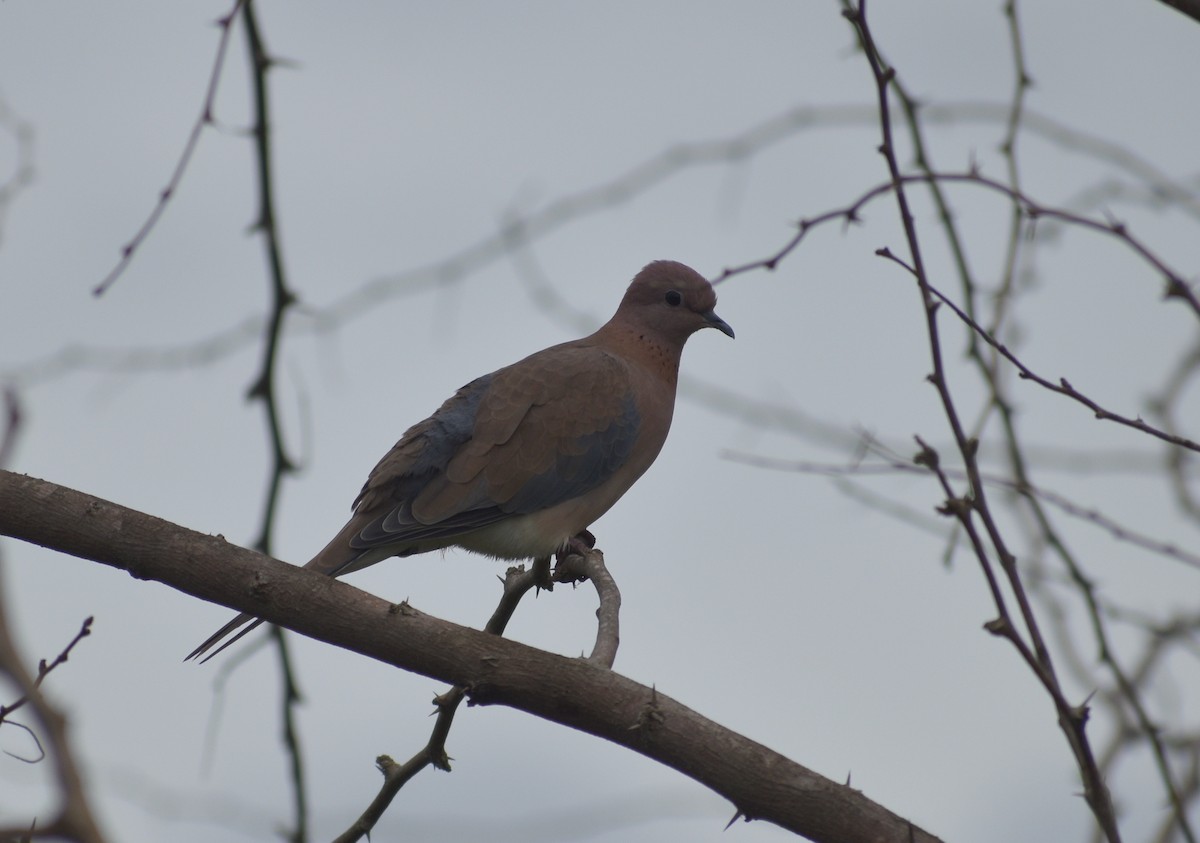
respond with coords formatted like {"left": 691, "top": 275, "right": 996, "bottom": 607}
{"left": 664, "top": 290, "right": 683, "bottom": 307}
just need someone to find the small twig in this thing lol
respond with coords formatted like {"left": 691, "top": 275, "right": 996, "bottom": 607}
{"left": 0, "top": 96, "right": 36, "bottom": 248}
{"left": 720, "top": 169, "right": 1199, "bottom": 322}
{"left": 551, "top": 548, "right": 622, "bottom": 667}
{"left": 924, "top": 280, "right": 1200, "bottom": 454}
{"left": 582, "top": 551, "right": 621, "bottom": 668}
{"left": 93, "top": 0, "right": 247, "bottom": 296}
{"left": 1149, "top": 339, "right": 1200, "bottom": 520}
{"left": 0, "top": 578, "right": 106, "bottom": 843}
{"left": 991, "top": 0, "right": 1033, "bottom": 339}
{"left": 332, "top": 562, "right": 548, "bottom": 843}
{"left": 0, "top": 617, "right": 94, "bottom": 727}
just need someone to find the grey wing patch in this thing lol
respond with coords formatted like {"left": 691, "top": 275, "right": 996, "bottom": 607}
{"left": 347, "top": 374, "right": 499, "bottom": 551}
{"left": 502, "top": 391, "right": 640, "bottom": 514}
{"left": 352, "top": 374, "right": 492, "bottom": 511}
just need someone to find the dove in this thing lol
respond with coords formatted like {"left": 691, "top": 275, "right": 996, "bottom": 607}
{"left": 187, "top": 260, "right": 732, "bottom": 661}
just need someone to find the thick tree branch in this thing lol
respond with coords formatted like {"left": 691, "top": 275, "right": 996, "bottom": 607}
{"left": 0, "top": 470, "right": 943, "bottom": 843}
{"left": 1155, "top": 0, "right": 1200, "bottom": 25}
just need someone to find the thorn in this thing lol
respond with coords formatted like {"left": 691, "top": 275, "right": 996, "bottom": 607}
{"left": 983, "top": 617, "right": 1008, "bottom": 636}
{"left": 388, "top": 600, "right": 414, "bottom": 616}
{"left": 374, "top": 755, "right": 396, "bottom": 775}
{"left": 913, "top": 443, "right": 939, "bottom": 470}
{"left": 1163, "top": 277, "right": 1188, "bottom": 299}
{"left": 724, "top": 810, "right": 744, "bottom": 831}
{"left": 936, "top": 497, "right": 972, "bottom": 518}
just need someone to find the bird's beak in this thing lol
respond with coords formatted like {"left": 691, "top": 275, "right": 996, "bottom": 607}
{"left": 703, "top": 310, "right": 735, "bottom": 339}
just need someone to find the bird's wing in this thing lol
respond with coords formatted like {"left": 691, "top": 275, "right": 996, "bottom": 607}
{"left": 346, "top": 343, "right": 640, "bottom": 555}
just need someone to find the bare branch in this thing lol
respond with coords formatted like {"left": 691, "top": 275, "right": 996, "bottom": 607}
{"left": 92, "top": 0, "right": 247, "bottom": 296}
{"left": 0, "top": 616, "right": 93, "bottom": 727}
{"left": 0, "top": 96, "right": 35, "bottom": 248}
{"left": 0, "top": 569, "right": 107, "bottom": 843}
{"left": 925, "top": 280, "right": 1200, "bottom": 453}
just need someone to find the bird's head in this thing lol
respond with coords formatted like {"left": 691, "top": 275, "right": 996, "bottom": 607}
{"left": 617, "top": 260, "right": 734, "bottom": 344}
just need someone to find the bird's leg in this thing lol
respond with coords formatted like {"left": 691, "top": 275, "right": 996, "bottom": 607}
{"left": 532, "top": 555, "right": 552, "bottom": 591}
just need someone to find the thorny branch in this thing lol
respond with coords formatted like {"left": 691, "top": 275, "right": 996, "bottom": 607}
{"left": 845, "top": 1, "right": 1125, "bottom": 840}
{"left": 0, "top": 583, "right": 104, "bottom": 842}
{"left": 717, "top": 169, "right": 1199, "bottom": 322}
{"left": 0, "top": 97, "right": 35, "bottom": 249}
{"left": 236, "top": 2, "right": 308, "bottom": 842}
{"left": 0, "top": 617, "right": 94, "bottom": 733}
{"left": 93, "top": 0, "right": 247, "bottom": 296}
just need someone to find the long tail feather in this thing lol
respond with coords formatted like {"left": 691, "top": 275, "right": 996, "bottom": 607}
{"left": 184, "top": 613, "right": 266, "bottom": 663}
{"left": 185, "top": 520, "right": 376, "bottom": 663}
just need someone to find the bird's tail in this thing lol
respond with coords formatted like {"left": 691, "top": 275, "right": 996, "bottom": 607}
{"left": 184, "top": 518, "right": 374, "bottom": 663}
{"left": 183, "top": 612, "right": 265, "bottom": 664}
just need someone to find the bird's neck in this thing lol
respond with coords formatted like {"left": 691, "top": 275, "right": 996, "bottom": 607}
{"left": 595, "top": 322, "right": 683, "bottom": 387}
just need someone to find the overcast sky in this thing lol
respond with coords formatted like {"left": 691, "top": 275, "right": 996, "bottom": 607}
{"left": 2, "top": 2, "right": 1200, "bottom": 842}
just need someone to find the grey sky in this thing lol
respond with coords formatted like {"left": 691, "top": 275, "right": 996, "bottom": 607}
{"left": 2, "top": 2, "right": 1199, "bottom": 841}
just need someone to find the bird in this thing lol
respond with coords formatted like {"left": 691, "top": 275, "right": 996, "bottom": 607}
{"left": 186, "top": 260, "right": 733, "bottom": 662}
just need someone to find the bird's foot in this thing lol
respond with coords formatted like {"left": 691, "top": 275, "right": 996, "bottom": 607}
{"left": 553, "top": 531, "right": 597, "bottom": 584}
{"left": 569, "top": 530, "right": 596, "bottom": 554}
